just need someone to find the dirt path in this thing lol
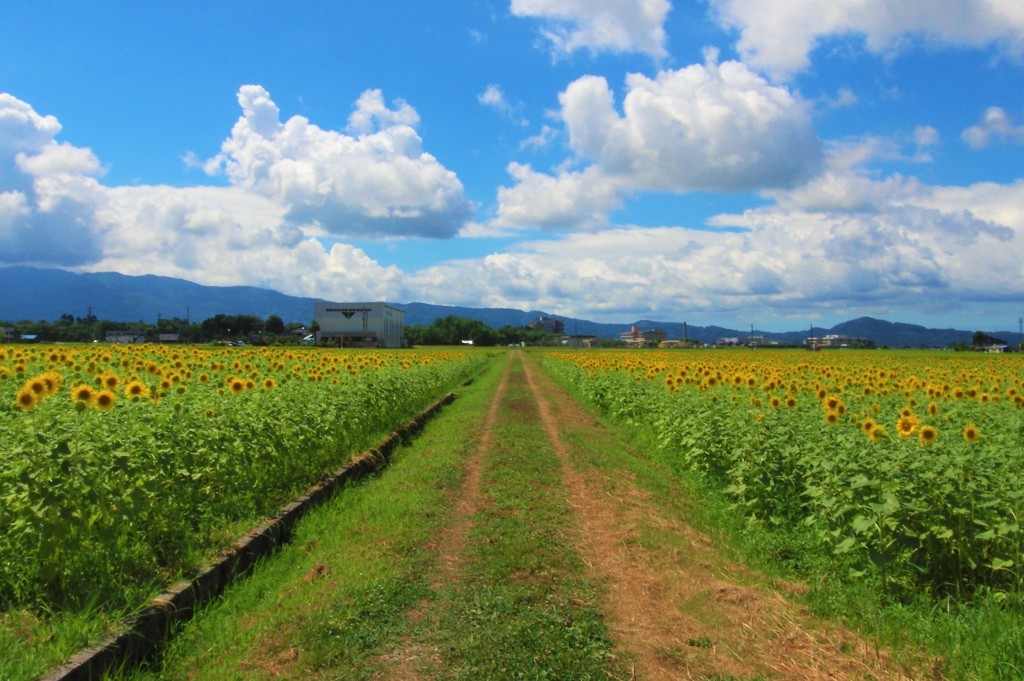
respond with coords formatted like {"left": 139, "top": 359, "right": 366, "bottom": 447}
{"left": 518, "top": 353, "right": 919, "bottom": 681}
{"left": 375, "top": 352, "right": 924, "bottom": 680}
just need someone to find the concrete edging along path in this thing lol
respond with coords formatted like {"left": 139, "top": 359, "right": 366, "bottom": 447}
{"left": 40, "top": 392, "right": 457, "bottom": 681}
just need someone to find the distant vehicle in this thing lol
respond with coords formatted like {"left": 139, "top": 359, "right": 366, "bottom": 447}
{"left": 302, "top": 334, "right": 315, "bottom": 344}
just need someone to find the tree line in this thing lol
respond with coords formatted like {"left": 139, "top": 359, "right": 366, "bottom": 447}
{"left": 404, "top": 316, "right": 559, "bottom": 347}
{"left": 1, "top": 313, "right": 565, "bottom": 347}
{"left": 1, "top": 313, "right": 305, "bottom": 345}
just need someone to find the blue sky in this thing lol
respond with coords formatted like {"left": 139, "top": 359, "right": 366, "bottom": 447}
{"left": 2, "top": 1, "right": 1023, "bottom": 331}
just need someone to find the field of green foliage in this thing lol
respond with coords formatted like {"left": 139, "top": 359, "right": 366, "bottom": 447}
{"left": 0, "top": 344, "right": 488, "bottom": 614}
{"left": 542, "top": 349, "right": 1024, "bottom": 601}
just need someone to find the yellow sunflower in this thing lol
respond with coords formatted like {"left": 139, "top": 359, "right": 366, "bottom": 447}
{"left": 124, "top": 380, "right": 149, "bottom": 399}
{"left": 94, "top": 390, "right": 116, "bottom": 411}
{"left": 963, "top": 423, "right": 981, "bottom": 443}
{"left": 897, "top": 415, "right": 919, "bottom": 437}
{"left": 15, "top": 387, "right": 38, "bottom": 410}
{"left": 70, "top": 384, "right": 95, "bottom": 404}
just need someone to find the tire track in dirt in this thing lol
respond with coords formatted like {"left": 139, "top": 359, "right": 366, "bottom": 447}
{"left": 370, "top": 357, "right": 513, "bottom": 680}
{"left": 430, "top": 356, "right": 511, "bottom": 589}
{"left": 519, "top": 354, "right": 921, "bottom": 681}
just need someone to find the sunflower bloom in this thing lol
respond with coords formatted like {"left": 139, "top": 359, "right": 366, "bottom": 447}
{"left": 918, "top": 425, "right": 938, "bottom": 445}
{"left": 963, "top": 423, "right": 981, "bottom": 443}
{"left": 124, "top": 380, "right": 149, "bottom": 399}
{"left": 897, "top": 415, "right": 919, "bottom": 437}
{"left": 70, "top": 384, "right": 95, "bottom": 404}
{"left": 15, "top": 388, "right": 38, "bottom": 410}
{"left": 41, "top": 372, "right": 63, "bottom": 395}
{"left": 27, "top": 376, "right": 47, "bottom": 395}
{"left": 94, "top": 390, "right": 116, "bottom": 411}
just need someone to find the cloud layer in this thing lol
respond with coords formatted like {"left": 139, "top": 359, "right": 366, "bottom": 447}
{"left": 511, "top": 0, "right": 671, "bottom": 59}
{"left": 0, "top": 88, "right": 467, "bottom": 301}
{"left": 709, "top": 0, "right": 1024, "bottom": 78}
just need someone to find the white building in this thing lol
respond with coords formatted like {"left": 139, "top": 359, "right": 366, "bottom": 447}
{"left": 313, "top": 302, "right": 405, "bottom": 348}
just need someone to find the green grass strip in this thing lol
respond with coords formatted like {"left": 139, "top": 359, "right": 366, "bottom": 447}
{"left": 425, "top": 355, "right": 622, "bottom": 681}
{"left": 119, "top": 355, "right": 508, "bottom": 681}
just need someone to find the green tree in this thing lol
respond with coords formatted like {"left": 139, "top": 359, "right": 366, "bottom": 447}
{"left": 265, "top": 314, "right": 285, "bottom": 335}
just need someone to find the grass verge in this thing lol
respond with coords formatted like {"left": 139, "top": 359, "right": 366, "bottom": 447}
{"left": 116, "top": 355, "right": 508, "bottom": 680}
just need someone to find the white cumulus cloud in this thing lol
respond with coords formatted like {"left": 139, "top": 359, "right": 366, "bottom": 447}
{"left": 511, "top": 0, "right": 671, "bottom": 60}
{"left": 494, "top": 163, "right": 627, "bottom": 230}
{"left": 962, "top": 106, "right": 1024, "bottom": 148}
{"left": 494, "top": 52, "right": 823, "bottom": 230}
{"left": 206, "top": 85, "right": 473, "bottom": 239}
{"left": 709, "top": 0, "right": 1024, "bottom": 78}
{"left": 478, "top": 84, "right": 528, "bottom": 126}
{"left": 561, "top": 51, "right": 823, "bottom": 191}
{"left": 0, "top": 93, "right": 105, "bottom": 266}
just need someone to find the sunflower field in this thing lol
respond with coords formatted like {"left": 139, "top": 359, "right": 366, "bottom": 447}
{"left": 0, "top": 343, "right": 488, "bottom": 613}
{"left": 542, "top": 348, "right": 1024, "bottom": 600}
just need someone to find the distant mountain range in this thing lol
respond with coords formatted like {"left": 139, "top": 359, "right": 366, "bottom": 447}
{"left": 1, "top": 266, "right": 1020, "bottom": 348}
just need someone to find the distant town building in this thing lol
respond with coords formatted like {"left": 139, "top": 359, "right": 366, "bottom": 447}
{"left": 157, "top": 333, "right": 181, "bottom": 343}
{"left": 804, "top": 334, "right": 869, "bottom": 349}
{"left": 528, "top": 316, "right": 565, "bottom": 334}
{"left": 312, "top": 302, "right": 405, "bottom": 348}
{"left": 105, "top": 332, "right": 145, "bottom": 344}
{"left": 621, "top": 326, "right": 666, "bottom": 348}
{"left": 560, "top": 335, "right": 598, "bottom": 348}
